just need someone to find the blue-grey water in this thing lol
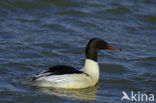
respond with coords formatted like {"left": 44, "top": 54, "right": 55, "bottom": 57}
{"left": 0, "top": 0, "right": 156, "bottom": 103}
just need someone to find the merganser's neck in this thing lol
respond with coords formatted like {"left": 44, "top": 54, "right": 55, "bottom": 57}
{"left": 83, "top": 59, "right": 99, "bottom": 85}
{"left": 85, "top": 48, "right": 97, "bottom": 62}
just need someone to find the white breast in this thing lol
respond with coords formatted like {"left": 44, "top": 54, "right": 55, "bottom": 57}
{"left": 82, "top": 59, "right": 99, "bottom": 85}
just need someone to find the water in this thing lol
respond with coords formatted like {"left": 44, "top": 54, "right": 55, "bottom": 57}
{"left": 0, "top": 0, "right": 156, "bottom": 103}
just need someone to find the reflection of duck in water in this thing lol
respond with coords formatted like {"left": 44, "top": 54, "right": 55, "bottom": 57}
{"left": 39, "top": 84, "right": 99, "bottom": 100}
{"left": 31, "top": 38, "right": 121, "bottom": 89}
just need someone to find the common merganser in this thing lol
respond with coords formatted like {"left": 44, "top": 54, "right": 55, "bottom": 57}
{"left": 30, "top": 38, "right": 121, "bottom": 89}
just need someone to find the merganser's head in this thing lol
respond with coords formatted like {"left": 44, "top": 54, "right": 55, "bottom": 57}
{"left": 85, "top": 38, "right": 121, "bottom": 61}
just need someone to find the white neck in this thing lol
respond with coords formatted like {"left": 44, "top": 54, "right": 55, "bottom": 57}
{"left": 82, "top": 59, "right": 99, "bottom": 85}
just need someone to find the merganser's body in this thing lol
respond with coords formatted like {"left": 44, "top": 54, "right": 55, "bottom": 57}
{"left": 31, "top": 38, "right": 121, "bottom": 89}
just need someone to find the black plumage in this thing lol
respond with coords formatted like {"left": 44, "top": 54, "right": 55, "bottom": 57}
{"left": 45, "top": 65, "right": 84, "bottom": 75}
{"left": 32, "top": 65, "right": 88, "bottom": 81}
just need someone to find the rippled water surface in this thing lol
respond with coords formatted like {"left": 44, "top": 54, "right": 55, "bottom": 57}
{"left": 0, "top": 0, "right": 156, "bottom": 103}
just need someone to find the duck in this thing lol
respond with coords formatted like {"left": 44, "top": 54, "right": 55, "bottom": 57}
{"left": 30, "top": 38, "right": 121, "bottom": 89}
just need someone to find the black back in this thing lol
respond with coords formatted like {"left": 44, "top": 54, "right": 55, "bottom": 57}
{"left": 45, "top": 65, "right": 84, "bottom": 75}
{"left": 32, "top": 65, "right": 88, "bottom": 81}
